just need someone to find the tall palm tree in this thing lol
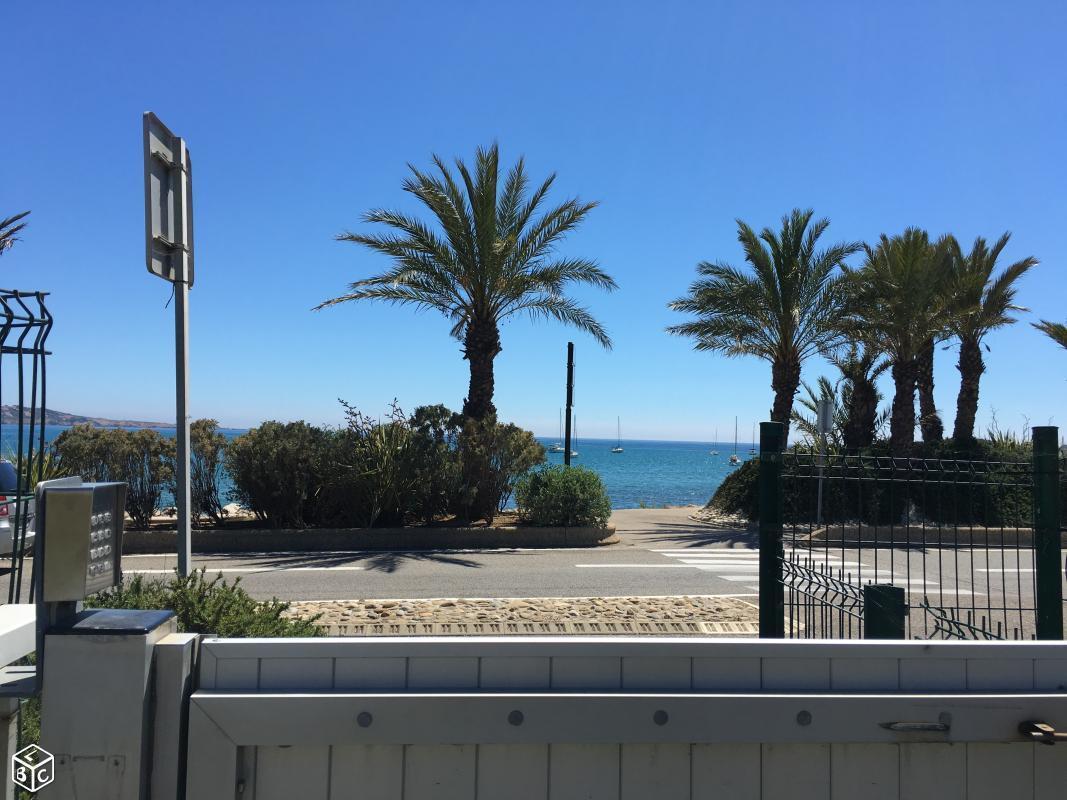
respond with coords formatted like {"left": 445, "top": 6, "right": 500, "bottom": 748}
{"left": 915, "top": 334, "right": 945, "bottom": 443}
{"left": 790, "top": 376, "right": 845, "bottom": 448}
{"left": 316, "top": 144, "right": 616, "bottom": 421}
{"left": 1032, "top": 320, "right": 1067, "bottom": 350}
{"left": 946, "top": 233, "right": 1036, "bottom": 444}
{"left": 843, "top": 229, "right": 952, "bottom": 453}
{"left": 830, "top": 342, "right": 889, "bottom": 451}
{"left": 668, "top": 209, "right": 860, "bottom": 442}
{"left": 0, "top": 212, "right": 30, "bottom": 256}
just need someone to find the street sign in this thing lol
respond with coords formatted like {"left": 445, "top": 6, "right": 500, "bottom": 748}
{"left": 142, "top": 111, "right": 193, "bottom": 576}
{"left": 143, "top": 112, "right": 194, "bottom": 287}
{"left": 816, "top": 396, "right": 834, "bottom": 436}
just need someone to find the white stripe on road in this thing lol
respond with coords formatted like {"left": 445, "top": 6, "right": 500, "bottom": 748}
{"left": 574, "top": 564, "right": 700, "bottom": 568}
{"left": 126, "top": 566, "right": 366, "bottom": 574}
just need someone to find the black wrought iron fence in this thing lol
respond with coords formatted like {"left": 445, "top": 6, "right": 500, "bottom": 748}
{"left": 0, "top": 290, "right": 52, "bottom": 604}
{"left": 757, "top": 422, "right": 1064, "bottom": 641}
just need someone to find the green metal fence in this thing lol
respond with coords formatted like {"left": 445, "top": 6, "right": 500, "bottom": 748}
{"left": 758, "top": 422, "right": 1064, "bottom": 641}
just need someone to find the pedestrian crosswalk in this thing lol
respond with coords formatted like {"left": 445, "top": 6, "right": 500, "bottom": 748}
{"left": 648, "top": 548, "right": 956, "bottom": 594}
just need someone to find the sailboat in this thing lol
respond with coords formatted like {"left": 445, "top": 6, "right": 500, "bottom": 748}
{"left": 748, "top": 422, "right": 757, "bottom": 455}
{"left": 710, "top": 426, "right": 719, "bottom": 456}
{"left": 611, "top": 417, "right": 624, "bottom": 453}
{"left": 570, "top": 416, "right": 579, "bottom": 458}
{"left": 729, "top": 416, "right": 741, "bottom": 466}
{"left": 549, "top": 409, "right": 565, "bottom": 453}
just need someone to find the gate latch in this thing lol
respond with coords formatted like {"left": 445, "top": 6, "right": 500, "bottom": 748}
{"left": 1019, "top": 721, "right": 1067, "bottom": 745}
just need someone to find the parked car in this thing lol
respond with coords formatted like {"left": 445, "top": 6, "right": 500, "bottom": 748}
{"left": 0, "top": 460, "right": 33, "bottom": 556}
{"left": 0, "top": 496, "right": 34, "bottom": 556}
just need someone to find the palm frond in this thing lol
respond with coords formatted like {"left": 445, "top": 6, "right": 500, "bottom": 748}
{"left": 0, "top": 211, "right": 30, "bottom": 256}
{"left": 1033, "top": 320, "right": 1067, "bottom": 351}
{"left": 510, "top": 294, "right": 612, "bottom": 349}
{"left": 318, "top": 144, "right": 613, "bottom": 356}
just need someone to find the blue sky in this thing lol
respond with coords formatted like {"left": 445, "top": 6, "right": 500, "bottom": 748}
{"left": 2, "top": 1, "right": 1065, "bottom": 441}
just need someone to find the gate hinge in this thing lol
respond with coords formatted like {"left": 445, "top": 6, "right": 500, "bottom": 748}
{"left": 1019, "top": 721, "right": 1067, "bottom": 745}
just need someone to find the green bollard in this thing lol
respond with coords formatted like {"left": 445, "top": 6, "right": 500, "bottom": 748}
{"left": 1033, "top": 427, "right": 1063, "bottom": 641}
{"left": 759, "top": 422, "right": 785, "bottom": 639}
{"left": 863, "top": 584, "right": 907, "bottom": 639}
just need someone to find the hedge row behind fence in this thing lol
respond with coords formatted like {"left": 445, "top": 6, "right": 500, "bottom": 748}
{"left": 224, "top": 405, "right": 544, "bottom": 528}
{"left": 52, "top": 405, "right": 546, "bottom": 529}
{"left": 709, "top": 440, "right": 1066, "bottom": 528}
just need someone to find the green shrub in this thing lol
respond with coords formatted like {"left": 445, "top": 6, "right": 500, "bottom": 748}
{"left": 516, "top": 465, "right": 611, "bottom": 527}
{"left": 406, "top": 405, "right": 463, "bottom": 524}
{"left": 52, "top": 424, "right": 123, "bottom": 482}
{"left": 191, "top": 419, "right": 227, "bottom": 525}
{"left": 458, "top": 415, "right": 545, "bottom": 523}
{"left": 315, "top": 403, "right": 416, "bottom": 528}
{"left": 709, "top": 438, "right": 1048, "bottom": 527}
{"left": 225, "top": 421, "right": 328, "bottom": 528}
{"left": 53, "top": 425, "right": 174, "bottom": 529}
{"left": 708, "top": 459, "right": 760, "bottom": 520}
{"left": 121, "top": 430, "right": 176, "bottom": 529}
{"left": 90, "top": 570, "right": 320, "bottom": 637}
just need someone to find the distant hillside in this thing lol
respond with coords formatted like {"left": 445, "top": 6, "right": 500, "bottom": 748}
{"left": 0, "top": 406, "right": 171, "bottom": 429}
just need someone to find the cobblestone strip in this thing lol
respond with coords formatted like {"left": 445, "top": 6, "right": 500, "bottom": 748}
{"left": 284, "top": 594, "right": 758, "bottom": 628}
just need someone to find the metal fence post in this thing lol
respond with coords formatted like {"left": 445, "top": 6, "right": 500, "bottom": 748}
{"left": 863, "top": 584, "right": 907, "bottom": 639}
{"left": 1033, "top": 426, "right": 1063, "bottom": 641}
{"left": 759, "top": 421, "right": 785, "bottom": 638}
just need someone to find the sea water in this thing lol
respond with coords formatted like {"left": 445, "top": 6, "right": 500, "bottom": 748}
{"left": 1, "top": 425, "right": 754, "bottom": 510}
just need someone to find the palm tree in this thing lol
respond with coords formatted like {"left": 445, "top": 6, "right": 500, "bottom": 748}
{"left": 791, "top": 376, "right": 845, "bottom": 448}
{"left": 668, "top": 209, "right": 860, "bottom": 442}
{"left": 0, "top": 212, "right": 30, "bottom": 256}
{"left": 915, "top": 334, "right": 945, "bottom": 443}
{"left": 830, "top": 342, "right": 889, "bottom": 450}
{"left": 843, "top": 229, "right": 952, "bottom": 453}
{"left": 316, "top": 144, "right": 616, "bottom": 421}
{"left": 946, "top": 233, "right": 1036, "bottom": 444}
{"left": 1032, "top": 320, "right": 1067, "bottom": 350}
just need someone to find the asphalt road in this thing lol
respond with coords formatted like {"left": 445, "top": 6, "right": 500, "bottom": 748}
{"left": 2, "top": 509, "right": 1061, "bottom": 630}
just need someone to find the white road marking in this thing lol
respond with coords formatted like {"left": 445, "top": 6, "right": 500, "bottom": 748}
{"left": 125, "top": 566, "right": 365, "bottom": 574}
{"left": 574, "top": 564, "right": 698, "bottom": 568}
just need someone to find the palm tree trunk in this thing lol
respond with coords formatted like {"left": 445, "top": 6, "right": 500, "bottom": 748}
{"left": 770, "top": 358, "right": 801, "bottom": 444}
{"left": 889, "top": 358, "right": 917, "bottom": 453}
{"left": 916, "top": 339, "right": 943, "bottom": 444}
{"left": 952, "top": 335, "right": 984, "bottom": 445}
{"left": 461, "top": 321, "right": 501, "bottom": 421}
{"left": 845, "top": 377, "right": 878, "bottom": 451}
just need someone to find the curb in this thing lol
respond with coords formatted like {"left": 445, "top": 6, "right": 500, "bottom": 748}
{"left": 122, "top": 526, "right": 618, "bottom": 554}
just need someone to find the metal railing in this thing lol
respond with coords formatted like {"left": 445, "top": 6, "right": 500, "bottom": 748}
{"left": 0, "top": 290, "right": 52, "bottom": 605}
{"left": 758, "top": 422, "right": 1063, "bottom": 641}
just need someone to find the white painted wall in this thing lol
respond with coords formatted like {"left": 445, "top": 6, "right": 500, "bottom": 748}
{"left": 188, "top": 638, "right": 1067, "bottom": 800}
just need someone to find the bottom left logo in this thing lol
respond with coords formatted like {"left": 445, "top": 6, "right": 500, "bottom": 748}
{"left": 12, "top": 744, "right": 54, "bottom": 793}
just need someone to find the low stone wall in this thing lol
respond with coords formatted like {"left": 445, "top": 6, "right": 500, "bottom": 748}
{"left": 122, "top": 525, "right": 618, "bottom": 553}
{"left": 803, "top": 524, "right": 1067, "bottom": 546}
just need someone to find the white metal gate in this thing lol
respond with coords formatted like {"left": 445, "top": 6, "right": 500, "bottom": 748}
{"left": 187, "top": 638, "right": 1067, "bottom": 799}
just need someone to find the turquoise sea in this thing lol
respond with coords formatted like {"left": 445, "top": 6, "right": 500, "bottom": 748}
{"left": 1, "top": 425, "right": 756, "bottom": 510}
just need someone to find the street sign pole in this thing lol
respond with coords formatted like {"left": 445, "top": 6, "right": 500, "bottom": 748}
{"left": 172, "top": 135, "right": 192, "bottom": 577}
{"left": 564, "top": 342, "right": 574, "bottom": 467}
{"left": 174, "top": 267, "right": 191, "bottom": 576}
{"left": 143, "top": 113, "right": 194, "bottom": 576}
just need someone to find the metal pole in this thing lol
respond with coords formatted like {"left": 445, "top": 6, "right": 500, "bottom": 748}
{"left": 564, "top": 342, "right": 574, "bottom": 467}
{"left": 863, "top": 584, "right": 907, "bottom": 639}
{"left": 173, "top": 138, "right": 192, "bottom": 577}
{"left": 758, "top": 421, "right": 785, "bottom": 638}
{"left": 815, "top": 432, "right": 825, "bottom": 527}
{"left": 1033, "top": 426, "right": 1062, "bottom": 640}
{"left": 174, "top": 277, "right": 191, "bottom": 576}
